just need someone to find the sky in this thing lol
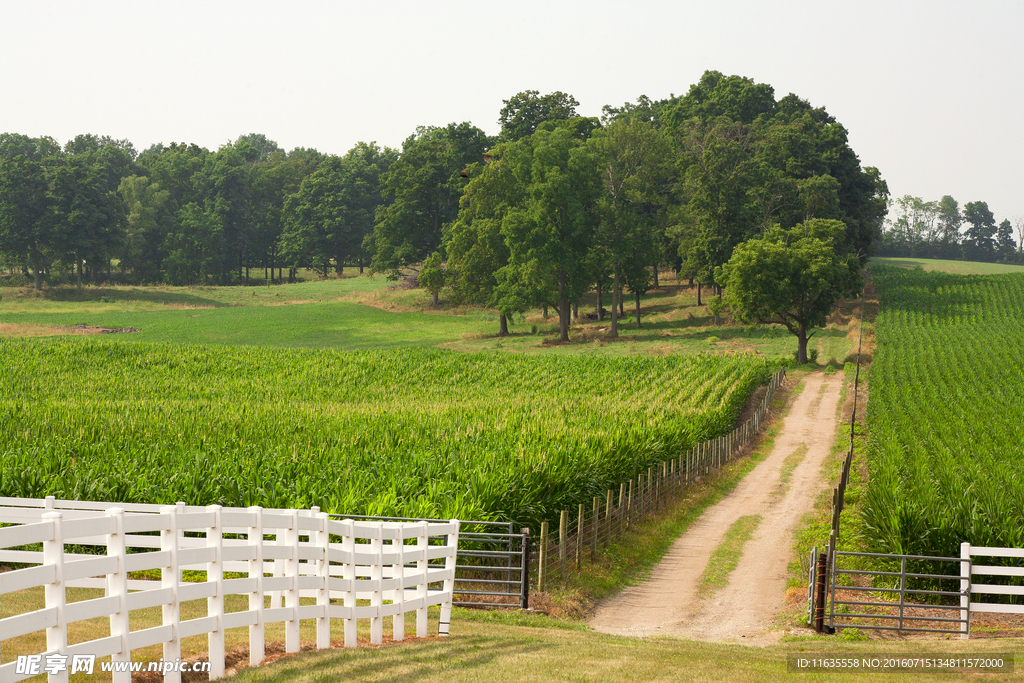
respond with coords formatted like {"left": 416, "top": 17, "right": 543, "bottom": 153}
{"left": 1, "top": 0, "right": 1021, "bottom": 225}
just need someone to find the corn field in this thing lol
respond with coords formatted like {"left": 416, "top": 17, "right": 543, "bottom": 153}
{"left": 533, "top": 368, "right": 785, "bottom": 588}
{"left": 0, "top": 338, "right": 773, "bottom": 529}
{"left": 864, "top": 266, "right": 1024, "bottom": 557}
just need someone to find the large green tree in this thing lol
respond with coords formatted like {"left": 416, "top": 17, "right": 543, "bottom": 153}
{"left": 281, "top": 142, "right": 394, "bottom": 276}
{"left": 368, "top": 123, "right": 492, "bottom": 277}
{"left": 963, "top": 201, "right": 997, "bottom": 261}
{"left": 717, "top": 219, "right": 862, "bottom": 364}
{"left": 444, "top": 140, "right": 527, "bottom": 335}
{"left": 498, "top": 90, "right": 580, "bottom": 142}
{"left": 589, "top": 118, "right": 675, "bottom": 334}
{"left": 0, "top": 134, "right": 60, "bottom": 289}
{"left": 493, "top": 127, "right": 601, "bottom": 342}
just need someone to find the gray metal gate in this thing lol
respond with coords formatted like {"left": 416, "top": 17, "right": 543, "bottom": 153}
{"left": 332, "top": 514, "right": 530, "bottom": 610}
{"left": 829, "top": 550, "right": 971, "bottom": 635}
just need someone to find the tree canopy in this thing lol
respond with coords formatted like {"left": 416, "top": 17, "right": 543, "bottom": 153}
{"left": 717, "top": 219, "right": 863, "bottom": 363}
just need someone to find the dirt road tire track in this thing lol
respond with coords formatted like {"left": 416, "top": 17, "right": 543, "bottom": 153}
{"left": 589, "top": 373, "right": 842, "bottom": 644}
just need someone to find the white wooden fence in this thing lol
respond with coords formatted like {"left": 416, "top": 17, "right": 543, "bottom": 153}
{"left": 962, "top": 542, "right": 1024, "bottom": 637}
{"left": 0, "top": 497, "right": 459, "bottom": 683}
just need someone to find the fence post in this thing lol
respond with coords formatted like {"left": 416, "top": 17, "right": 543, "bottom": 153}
{"left": 415, "top": 520, "right": 428, "bottom": 640}
{"left": 559, "top": 510, "right": 568, "bottom": 565}
{"left": 392, "top": 522, "right": 406, "bottom": 641}
{"left": 370, "top": 523, "right": 384, "bottom": 645}
{"left": 619, "top": 483, "right": 626, "bottom": 536}
{"left": 247, "top": 506, "right": 266, "bottom": 664}
{"left": 438, "top": 519, "right": 460, "bottom": 637}
{"left": 340, "top": 518, "right": 357, "bottom": 648}
{"left": 961, "top": 542, "right": 971, "bottom": 640}
{"left": 42, "top": 511, "right": 68, "bottom": 683}
{"left": 205, "top": 505, "right": 225, "bottom": 679}
{"left": 315, "top": 512, "right": 331, "bottom": 650}
{"left": 575, "top": 503, "right": 583, "bottom": 569}
{"left": 814, "top": 550, "right": 828, "bottom": 633}
{"left": 160, "top": 505, "right": 182, "bottom": 683}
{"left": 605, "top": 491, "right": 612, "bottom": 547}
{"left": 627, "top": 480, "right": 634, "bottom": 530}
{"left": 285, "top": 509, "right": 301, "bottom": 653}
{"left": 106, "top": 508, "right": 131, "bottom": 683}
{"left": 592, "top": 498, "right": 599, "bottom": 560}
{"left": 538, "top": 522, "right": 548, "bottom": 592}
{"left": 520, "top": 528, "right": 531, "bottom": 610}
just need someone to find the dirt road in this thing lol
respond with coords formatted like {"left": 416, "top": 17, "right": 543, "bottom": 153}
{"left": 589, "top": 373, "right": 842, "bottom": 644}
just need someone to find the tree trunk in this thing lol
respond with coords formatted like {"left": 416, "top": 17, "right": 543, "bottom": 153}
{"left": 697, "top": 281, "right": 702, "bottom": 306}
{"left": 498, "top": 313, "right": 509, "bottom": 337}
{"left": 653, "top": 263, "right": 659, "bottom": 288}
{"left": 76, "top": 255, "right": 82, "bottom": 292}
{"left": 688, "top": 277, "right": 693, "bottom": 286}
{"left": 796, "top": 324, "right": 809, "bottom": 364}
{"left": 245, "top": 266, "right": 250, "bottom": 285}
{"left": 431, "top": 290, "right": 438, "bottom": 307}
{"left": 635, "top": 290, "right": 641, "bottom": 328}
{"left": 558, "top": 273, "right": 570, "bottom": 342}
{"left": 359, "top": 257, "right": 364, "bottom": 274}
{"left": 543, "top": 305, "right": 549, "bottom": 320}
{"left": 336, "top": 253, "right": 344, "bottom": 276}
{"left": 572, "top": 302, "right": 578, "bottom": 320}
{"left": 596, "top": 281, "right": 603, "bottom": 321}
{"left": 610, "top": 261, "right": 620, "bottom": 338}
{"left": 33, "top": 267, "right": 42, "bottom": 291}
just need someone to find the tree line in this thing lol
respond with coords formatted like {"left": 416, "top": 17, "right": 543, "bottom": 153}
{"left": 878, "top": 195, "right": 1023, "bottom": 263}
{"left": 0, "top": 71, "right": 888, "bottom": 350}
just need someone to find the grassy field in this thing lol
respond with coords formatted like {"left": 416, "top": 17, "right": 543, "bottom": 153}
{"left": 0, "top": 272, "right": 852, "bottom": 361}
{"left": 220, "top": 617, "right": 1023, "bottom": 683}
{"left": 870, "top": 256, "right": 1024, "bottom": 275}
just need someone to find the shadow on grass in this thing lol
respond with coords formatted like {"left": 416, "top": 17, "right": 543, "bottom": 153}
{"left": 42, "top": 287, "right": 231, "bottom": 308}
{"left": 233, "top": 635, "right": 551, "bottom": 683}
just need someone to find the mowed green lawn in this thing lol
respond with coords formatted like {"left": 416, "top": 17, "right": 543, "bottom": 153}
{"left": 0, "top": 300, "right": 495, "bottom": 349}
{"left": 0, "top": 271, "right": 855, "bottom": 360}
{"left": 870, "top": 256, "right": 1024, "bottom": 275}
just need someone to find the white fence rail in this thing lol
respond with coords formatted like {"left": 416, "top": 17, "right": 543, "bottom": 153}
{"left": 963, "top": 542, "right": 1024, "bottom": 624}
{"left": 0, "top": 497, "right": 459, "bottom": 683}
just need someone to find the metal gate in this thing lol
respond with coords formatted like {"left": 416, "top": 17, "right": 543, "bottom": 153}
{"left": 332, "top": 514, "right": 531, "bottom": 610}
{"left": 829, "top": 550, "right": 971, "bottom": 635}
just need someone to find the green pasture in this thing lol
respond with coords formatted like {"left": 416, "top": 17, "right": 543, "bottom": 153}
{"left": 870, "top": 256, "right": 1024, "bottom": 275}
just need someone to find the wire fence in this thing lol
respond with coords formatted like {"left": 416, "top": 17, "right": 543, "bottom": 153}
{"left": 536, "top": 367, "right": 786, "bottom": 590}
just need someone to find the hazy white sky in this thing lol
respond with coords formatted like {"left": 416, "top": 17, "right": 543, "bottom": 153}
{"left": 1, "top": 0, "right": 1021, "bottom": 224}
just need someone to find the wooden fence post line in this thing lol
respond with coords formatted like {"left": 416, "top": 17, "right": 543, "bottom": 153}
{"left": 206, "top": 504, "right": 226, "bottom": 679}
{"left": 559, "top": 510, "right": 568, "bottom": 565}
{"left": 538, "top": 521, "right": 549, "bottom": 592}
{"left": 247, "top": 505, "right": 266, "bottom": 664}
{"left": 105, "top": 508, "right": 131, "bottom": 683}
{"left": 42, "top": 511, "right": 68, "bottom": 683}
{"left": 315, "top": 512, "right": 331, "bottom": 650}
{"left": 591, "top": 497, "right": 599, "bottom": 561}
{"left": 160, "top": 505, "right": 182, "bottom": 683}
{"left": 285, "top": 509, "right": 301, "bottom": 653}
